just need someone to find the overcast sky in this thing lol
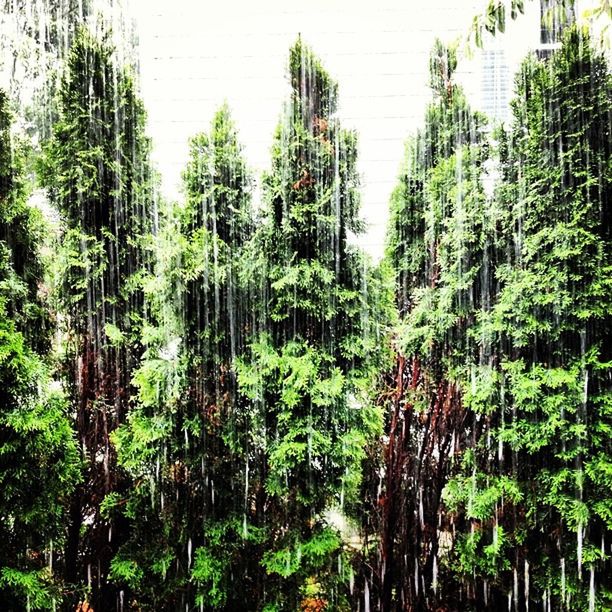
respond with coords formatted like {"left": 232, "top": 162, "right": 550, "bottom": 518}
{"left": 127, "top": 0, "right": 549, "bottom": 258}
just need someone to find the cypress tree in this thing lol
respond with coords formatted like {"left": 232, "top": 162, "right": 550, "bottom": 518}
{"left": 111, "top": 104, "right": 255, "bottom": 609}
{"left": 236, "top": 38, "right": 383, "bottom": 610}
{"left": 382, "top": 39, "right": 491, "bottom": 610}
{"left": 42, "top": 26, "right": 154, "bottom": 608}
{"left": 182, "top": 105, "right": 256, "bottom": 609}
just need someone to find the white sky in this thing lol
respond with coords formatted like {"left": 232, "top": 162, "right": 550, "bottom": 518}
{"left": 126, "top": 0, "right": 566, "bottom": 258}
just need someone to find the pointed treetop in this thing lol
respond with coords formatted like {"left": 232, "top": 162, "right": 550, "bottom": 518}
{"left": 288, "top": 37, "right": 338, "bottom": 118}
{"left": 428, "top": 38, "right": 458, "bottom": 98}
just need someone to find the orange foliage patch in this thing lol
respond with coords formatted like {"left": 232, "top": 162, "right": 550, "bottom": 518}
{"left": 292, "top": 169, "right": 315, "bottom": 191}
{"left": 300, "top": 597, "right": 328, "bottom": 612}
{"left": 313, "top": 116, "right": 328, "bottom": 135}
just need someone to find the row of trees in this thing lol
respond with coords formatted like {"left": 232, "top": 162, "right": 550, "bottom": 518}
{"left": 384, "top": 26, "right": 611, "bottom": 611}
{"left": 0, "top": 17, "right": 609, "bottom": 612}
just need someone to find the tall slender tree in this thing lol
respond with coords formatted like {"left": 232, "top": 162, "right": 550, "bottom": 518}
{"left": 42, "top": 26, "right": 154, "bottom": 609}
{"left": 111, "top": 104, "right": 255, "bottom": 609}
{"left": 381, "top": 39, "right": 492, "bottom": 610}
{"left": 386, "top": 25, "right": 611, "bottom": 612}
{"left": 236, "top": 38, "right": 385, "bottom": 610}
{"left": 181, "top": 105, "right": 257, "bottom": 609}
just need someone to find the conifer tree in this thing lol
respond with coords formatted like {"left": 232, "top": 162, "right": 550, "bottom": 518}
{"left": 382, "top": 40, "right": 491, "bottom": 609}
{"left": 236, "top": 38, "right": 384, "bottom": 610}
{"left": 42, "top": 27, "right": 154, "bottom": 608}
{"left": 0, "top": 88, "right": 80, "bottom": 610}
{"left": 110, "top": 105, "right": 255, "bottom": 609}
{"left": 181, "top": 105, "right": 256, "bottom": 609}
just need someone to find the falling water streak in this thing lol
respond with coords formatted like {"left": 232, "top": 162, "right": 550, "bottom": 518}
{"left": 588, "top": 566, "right": 595, "bottom": 612}
{"left": 577, "top": 522, "right": 583, "bottom": 576}
{"left": 499, "top": 385, "right": 505, "bottom": 465}
{"left": 334, "top": 124, "right": 341, "bottom": 279}
{"left": 524, "top": 559, "right": 530, "bottom": 612}
{"left": 432, "top": 554, "right": 438, "bottom": 594}
{"left": 243, "top": 456, "right": 249, "bottom": 538}
{"left": 418, "top": 485, "right": 424, "bottom": 529}
{"left": 560, "top": 557, "right": 566, "bottom": 606}
{"left": 576, "top": 329, "right": 588, "bottom": 578}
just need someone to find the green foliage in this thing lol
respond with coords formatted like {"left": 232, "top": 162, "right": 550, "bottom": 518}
{"left": 0, "top": 90, "right": 50, "bottom": 352}
{"left": 444, "top": 473, "right": 523, "bottom": 521}
{"left": 192, "top": 546, "right": 226, "bottom": 608}
{"left": 0, "top": 302, "right": 81, "bottom": 608}
{"left": 237, "top": 336, "right": 380, "bottom": 511}
{"left": 110, "top": 104, "right": 255, "bottom": 609}
{"left": 261, "top": 529, "right": 341, "bottom": 578}
{"left": 231, "top": 37, "right": 390, "bottom": 610}
{"left": 465, "top": 0, "right": 611, "bottom": 51}
{"left": 43, "top": 25, "right": 154, "bottom": 338}
{"left": 0, "top": 88, "right": 81, "bottom": 610}
{"left": 466, "top": 0, "right": 612, "bottom": 51}
{"left": 386, "top": 44, "right": 487, "bottom": 316}
{"left": 105, "top": 322, "right": 126, "bottom": 347}
{"left": 0, "top": 567, "right": 59, "bottom": 611}
{"left": 40, "top": 25, "right": 156, "bottom": 606}
{"left": 2, "top": 8, "right": 610, "bottom": 612}
{"left": 435, "top": 26, "right": 612, "bottom": 609}
{"left": 190, "top": 518, "right": 267, "bottom": 609}
{"left": 384, "top": 24, "right": 611, "bottom": 611}
{"left": 109, "top": 556, "right": 143, "bottom": 589}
